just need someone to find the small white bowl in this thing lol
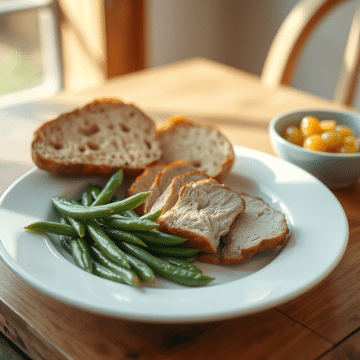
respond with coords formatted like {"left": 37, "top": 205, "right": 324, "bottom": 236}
{"left": 269, "top": 109, "right": 360, "bottom": 189}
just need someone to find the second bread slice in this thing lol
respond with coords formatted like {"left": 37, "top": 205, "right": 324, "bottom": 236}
{"left": 156, "top": 116, "right": 235, "bottom": 182}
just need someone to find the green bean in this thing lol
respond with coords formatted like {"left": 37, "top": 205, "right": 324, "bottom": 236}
{"left": 118, "top": 242, "right": 214, "bottom": 287}
{"left": 83, "top": 188, "right": 146, "bottom": 248}
{"left": 124, "top": 253, "right": 155, "bottom": 282}
{"left": 89, "top": 244, "right": 139, "bottom": 286}
{"left": 52, "top": 192, "right": 151, "bottom": 220}
{"left": 160, "top": 257, "right": 203, "bottom": 274}
{"left": 104, "top": 215, "right": 159, "bottom": 231}
{"left": 87, "top": 221, "right": 130, "bottom": 269}
{"left": 70, "top": 237, "right": 93, "bottom": 273}
{"left": 111, "top": 195, "right": 139, "bottom": 219}
{"left": 25, "top": 221, "right": 78, "bottom": 237}
{"left": 66, "top": 200, "right": 86, "bottom": 237}
{"left": 140, "top": 209, "right": 163, "bottom": 221}
{"left": 101, "top": 225, "right": 147, "bottom": 247}
{"left": 93, "top": 261, "right": 132, "bottom": 285}
{"left": 66, "top": 216, "right": 86, "bottom": 237}
{"left": 81, "top": 187, "right": 94, "bottom": 206}
{"left": 88, "top": 184, "right": 102, "bottom": 201}
{"left": 147, "top": 245, "right": 200, "bottom": 257}
{"left": 132, "top": 230, "right": 187, "bottom": 246}
{"left": 58, "top": 217, "right": 72, "bottom": 254}
{"left": 92, "top": 169, "right": 124, "bottom": 206}
{"left": 60, "top": 214, "right": 70, "bottom": 226}
{"left": 59, "top": 236, "right": 72, "bottom": 254}
{"left": 123, "top": 210, "right": 139, "bottom": 219}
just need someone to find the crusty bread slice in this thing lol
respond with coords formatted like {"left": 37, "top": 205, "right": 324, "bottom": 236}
{"left": 150, "top": 171, "right": 209, "bottom": 214}
{"left": 156, "top": 116, "right": 235, "bottom": 182}
{"left": 157, "top": 179, "right": 245, "bottom": 253}
{"left": 143, "top": 161, "right": 197, "bottom": 214}
{"left": 31, "top": 98, "right": 162, "bottom": 177}
{"left": 198, "top": 193, "right": 289, "bottom": 264}
{"left": 126, "top": 162, "right": 166, "bottom": 215}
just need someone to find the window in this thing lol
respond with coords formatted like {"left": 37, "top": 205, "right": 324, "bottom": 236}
{"left": 0, "top": 0, "right": 62, "bottom": 109}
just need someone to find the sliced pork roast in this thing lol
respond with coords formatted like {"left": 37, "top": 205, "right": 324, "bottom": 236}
{"left": 198, "top": 193, "right": 289, "bottom": 264}
{"left": 157, "top": 179, "right": 245, "bottom": 253}
{"left": 150, "top": 171, "right": 209, "bottom": 214}
{"left": 127, "top": 162, "right": 166, "bottom": 214}
{"left": 143, "top": 161, "right": 197, "bottom": 213}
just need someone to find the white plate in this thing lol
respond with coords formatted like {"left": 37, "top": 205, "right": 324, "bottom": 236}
{"left": 0, "top": 146, "right": 348, "bottom": 323}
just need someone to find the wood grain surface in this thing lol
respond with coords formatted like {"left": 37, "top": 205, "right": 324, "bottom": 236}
{"left": 1, "top": 58, "right": 359, "bottom": 360}
{"left": 279, "top": 180, "right": 360, "bottom": 344}
{"left": 0, "top": 265, "right": 333, "bottom": 360}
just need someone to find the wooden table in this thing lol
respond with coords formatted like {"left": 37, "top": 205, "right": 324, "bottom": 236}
{"left": 1, "top": 58, "right": 359, "bottom": 359}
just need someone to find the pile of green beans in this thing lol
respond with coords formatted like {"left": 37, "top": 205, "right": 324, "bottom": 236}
{"left": 25, "top": 169, "right": 214, "bottom": 287}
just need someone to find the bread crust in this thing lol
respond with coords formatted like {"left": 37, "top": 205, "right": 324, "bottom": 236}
{"left": 156, "top": 116, "right": 235, "bottom": 182}
{"left": 31, "top": 153, "right": 146, "bottom": 177}
{"left": 31, "top": 98, "right": 161, "bottom": 177}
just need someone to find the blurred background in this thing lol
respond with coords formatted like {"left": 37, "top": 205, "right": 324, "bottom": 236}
{"left": 1, "top": 0, "right": 359, "bottom": 109}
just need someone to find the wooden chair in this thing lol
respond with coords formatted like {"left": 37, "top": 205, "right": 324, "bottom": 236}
{"left": 261, "top": 0, "right": 360, "bottom": 106}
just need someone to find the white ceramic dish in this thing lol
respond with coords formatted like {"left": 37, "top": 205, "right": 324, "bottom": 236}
{"left": 0, "top": 146, "right": 348, "bottom": 323}
{"left": 269, "top": 108, "right": 360, "bottom": 189}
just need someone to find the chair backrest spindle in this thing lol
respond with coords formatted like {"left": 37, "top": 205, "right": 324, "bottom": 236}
{"left": 334, "top": 2, "right": 360, "bottom": 105}
{"left": 261, "top": 0, "right": 360, "bottom": 107}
